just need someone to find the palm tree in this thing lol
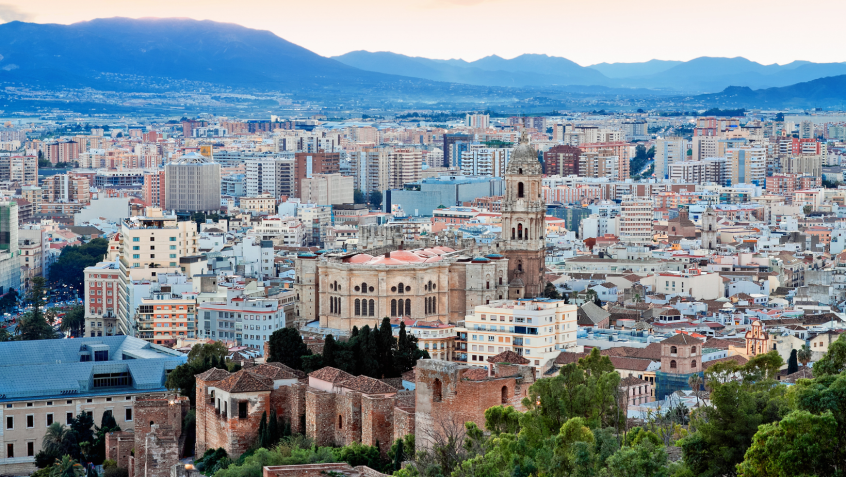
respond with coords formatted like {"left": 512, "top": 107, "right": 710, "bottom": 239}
{"left": 51, "top": 455, "right": 84, "bottom": 477}
{"left": 797, "top": 344, "right": 813, "bottom": 368}
{"left": 584, "top": 289, "right": 598, "bottom": 304}
{"left": 633, "top": 293, "right": 641, "bottom": 305}
{"left": 43, "top": 423, "right": 72, "bottom": 456}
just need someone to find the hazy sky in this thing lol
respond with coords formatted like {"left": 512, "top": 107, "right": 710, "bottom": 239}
{"left": 3, "top": 0, "right": 844, "bottom": 66}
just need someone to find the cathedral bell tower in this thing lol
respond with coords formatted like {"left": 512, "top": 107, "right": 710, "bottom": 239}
{"left": 701, "top": 202, "right": 718, "bottom": 250}
{"left": 500, "top": 130, "right": 546, "bottom": 299}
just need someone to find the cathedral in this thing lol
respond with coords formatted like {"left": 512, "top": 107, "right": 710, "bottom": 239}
{"left": 293, "top": 131, "right": 547, "bottom": 330}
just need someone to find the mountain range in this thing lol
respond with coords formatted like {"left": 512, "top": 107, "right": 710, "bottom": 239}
{"left": 2, "top": 17, "right": 846, "bottom": 108}
{"left": 334, "top": 51, "right": 846, "bottom": 92}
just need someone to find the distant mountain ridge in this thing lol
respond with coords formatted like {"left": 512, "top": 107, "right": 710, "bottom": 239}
{"left": 335, "top": 51, "right": 846, "bottom": 92}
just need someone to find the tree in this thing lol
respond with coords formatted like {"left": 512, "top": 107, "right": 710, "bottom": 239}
{"left": 368, "top": 190, "right": 383, "bottom": 208}
{"left": 93, "top": 411, "right": 120, "bottom": 465}
{"left": 266, "top": 327, "right": 311, "bottom": 370}
{"left": 392, "top": 439, "right": 404, "bottom": 471}
{"left": 50, "top": 455, "right": 85, "bottom": 477}
{"left": 377, "top": 317, "right": 397, "bottom": 378}
{"left": 353, "top": 189, "right": 366, "bottom": 205}
{"left": 49, "top": 239, "right": 109, "bottom": 290}
{"left": 166, "top": 342, "right": 235, "bottom": 406}
{"left": 393, "top": 321, "right": 427, "bottom": 376}
{"left": 60, "top": 305, "right": 85, "bottom": 337}
{"left": 803, "top": 205, "right": 813, "bottom": 215}
{"left": 17, "top": 277, "right": 57, "bottom": 341}
{"left": 813, "top": 333, "right": 846, "bottom": 376}
{"left": 605, "top": 441, "right": 669, "bottom": 477}
{"left": 300, "top": 354, "right": 324, "bottom": 373}
{"left": 787, "top": 349, "right": 798, "bottom": 375}
{"left": 543, "top": 282, "right": 560, "bottom": 299}
{"left": 37, "top": 423, "right": 73, "bottom": 467}
{"left": 797, "top": 344, "right": 812, "bottom": 369}
{"left": 322, "top": 334, "right": 337, "bottom": 368}
{"left": 737, "top": 410, "right": 838, "bottom": 477}
{"left": 257, "top": 412, "right": 268, "bottom": 448}
{"left": 268, "top": 410, "right": 280, "bottom": 446}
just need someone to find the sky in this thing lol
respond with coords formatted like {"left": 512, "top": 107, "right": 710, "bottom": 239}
{"left": 2, "top": 0, "right": 845, "bottom": 66}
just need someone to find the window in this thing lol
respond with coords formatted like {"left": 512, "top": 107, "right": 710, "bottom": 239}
{"left": 691, "top": 360, "right": 697, "bottom": 368}
{"left": 670, "top": 346, "right": 677, "bottom": 354}
{"left": 66, "top": 413, "right": 74, "bottom": 424}
{"left": 93, "top": 372, "right": 131, "bottom": 388}
{"left": 46, "top": 414, "right": 53, "bottom": 426}
{"left": 169, "top": 245, "right": 176, "bottom": 250}
{"left": 691, "top": 346, "right": 697, "bottom": 354}
{"left": 432, "top": 378, "right": 442, "bottom": 402}
{"left": 7, "top": 443, "right": 13, "bottom": 459}
{"left": 132, "top": 237, "right": 140, "bottom": 242}
{"left": 170, "top": 237, "right": 176, "bottom": 241}
{"left": 238, "top": 402, "right": 247, "bottom": 419}
{"left": 125, "top": 408, "right": 132, "bottom": 422}
{"left": 338, "top": 414, "right": 343, "bottom": 429}
{"left": 5, "top": 416, "right": 12, "bottom": 429}
{"left": 94, "top": 350, "right": 108, "bottom": 361}
{"left": 518, "top": 182, "right": 525, "bottom": 198}
{"left": 26, "top": 415, "right": 34, "bottom": 428}
{"left": 501, "top": 386, "right": 508, "bottom": 404}
{"left": 27, "top": 441, "right": 34, "bottom": 457}
{"left": 670, "top": 360, "right": 677, "bottom": 369}
{"left": 132, "top": 246, "right": 139, "bottom": 250}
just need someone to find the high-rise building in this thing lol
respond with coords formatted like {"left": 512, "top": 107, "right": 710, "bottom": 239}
{"left": 799, "top": 120, "right": 814, "bottom": 139}
{"left": 622, "top": 119, "right": 648, "bottom": 141}
{"left": 543, "top": 145, "right": 581, "bottom": 176}
{"left": 116, "top": 208, "right": 199, "bottom": 336}
{"left": 691, "top": 136, "right": 718, "bottom": 162}
{"left": 293, "top": 152, "right": 341, "bottom": 198}
{"left": 388, "top": 148, "right": 422, "bottom": 189}
{"left": 300, "top": 174, "right": 354, "bottom": 205}
{"left": 443, "top": 134, "right": 472, "bottom": 168}
{"left": 501, "top": 131, "right": 546, "bottom": 299}
{"left": 83, "top": 260, "right": 120, "bottom": 338}
{"left": 460, "top": 148, "right": 511, "bottom": 177}
{"left": 727, "top": 147, "right": 766, "bottom": 186}
{"left": 465, "top": 113, "right": 490, "bottom": 129}
{"left": 142, "top": 170, "right": 166, "bottom": 208}
{"left": 349, "top": 148, "right": 390, "bottom": 193}
{"left": 653, "top": 138, "right": 687, "bottom": 179}
{"left": 245, "top": 157, "right": 294, "bottom": 198}
{"left": 619, "top": 195, "right": 653, "bottom": 245}
{"left": 163, "top": 152, "right": 221, "bottom": 213}
{"left": 0, "top": 202, "right": 20, "bottom": 295}
{"left": 0, "top": 155, "right": 38, "bottom": 186}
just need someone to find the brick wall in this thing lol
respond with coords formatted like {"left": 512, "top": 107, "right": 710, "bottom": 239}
{"left": 288, "top": 384, "right": 307, "bottom": 434}
{"left": 361, "top": 396, "right": 394, "bottom": 458}
{"left": 105, "top": 430, "right": 134, "bottom": 470}
{"left": 133, "top": 395, "right": 188, "bottom": 477}
{"left": 139, "top": 425, "right": 180, "bottom": 477}
{"left": 393, "top": 407, "right": 415, "bottom": 443}
{"left": 305, "top": 389, "right": 336, "bottom": 446}
{"left": 336, "top": 392, "right": 362, "bottom": 446}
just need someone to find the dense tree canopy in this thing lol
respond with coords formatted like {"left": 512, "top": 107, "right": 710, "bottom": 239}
{"left": 49, "top": 239, "right": 109, "bottom": 290}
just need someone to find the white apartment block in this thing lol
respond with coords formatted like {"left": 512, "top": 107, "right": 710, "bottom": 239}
{"left": 300, "top": 173, "right": 354, "bottom": 205}
{"left": 459, "top": 299, "right": 578, "bottom": 376}
{"left": 460, "top": 148, "right": 511, "bottom": 177}
{"left": 654, "top": 138, "right": 687, "bottom": 179}
{"left": 619, "top": 195, "right": 654, "bottom": 244}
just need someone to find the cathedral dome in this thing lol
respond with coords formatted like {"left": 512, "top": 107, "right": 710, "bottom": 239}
{"left": 506, "top": 130, "right": 542, "bottom": 175}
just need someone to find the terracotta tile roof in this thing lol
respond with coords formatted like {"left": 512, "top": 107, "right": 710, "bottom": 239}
{"left": 782, "top": 367, "right": 814, "bottom": 383}
{"left": 309, "top": 366, "right": 355, "bottom": 384}
{"left": 705, "top": 355, "right": 748, "bottom": 368}
{"left": 215, "top": 370, "right": 274, "bottom": 393}
{"left": 195, "top": 368, "right": 231, "bottom": 382}
{"left": 264, "top": 362, "right": 307, "bottom": 378}
{"left": 487, "top": 350, "right": 530, "bottom": 365}
{"left": 338, "top": 375, "right": 399, "bottom": 394}
{"left": 620, "top": 376, "right": 649, "bottom": 386}
{"left": 554, "top": 351, "right": 589, "bottom": 365}
{"left": 402, "top": 369, "right": 415, "bottom": 383}
{"left": 661, "top": 333, "right": 704, "bottom": 346}
{"left": 250, "top": 363, "right": 301, "bottom": 380}
{"left": 462, "top": 368, "right": 490, "bottom": 380}
{"left": 608, "top": 356, "right": 654, "bottom": 371}
{"left": 702, "top": 337, "right": 744, "bottom": 349}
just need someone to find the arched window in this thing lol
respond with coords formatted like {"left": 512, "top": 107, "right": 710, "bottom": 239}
{"left": 670, "top": 346, "right": 678, "bottom": 354}
{"left": 391, "top": 299, "right": 397, "bottom": 317}
{"left": 670, "top": 360, "right": 677, "bottom": 369}
{"left": 333, "top": 281, "right": 337, "bottom": 290}
{"left": 355, "top": 299, "right": 360, "bottom": 316}
{"left": 518, "top": 182, "right": 524, "bottom": 198}
{"left": 330, "top": 297, "right": 334, "bottom": 314}
{"left": 501, "top": 385, "right": 508, "bottom": 404}
{"left": 398, "top": 282, "right": 404, "bottom": 294}
{"left": 517, "top": 261, "right": 523, "bottom": 272}
{"left": 338, "top": 415, "right": 343, "bottom": 429}
{"left": 369, "top": 299, "right": 375, "bottom": 316}
{"left": 691, "top": 360, "right": 697, "bottom": 368}
{"left": 432, "top": 296, "right": 437, "bottom": 313}
{"left": 691, "top": 346, "right": 697, "bottom": 354}
{"left": 511, "top": 228, "right": 515, "bottom": 239}
{"left": 518, "top": 223, "right": 523, "bottom": 240}
{"left": 518, "top": 168, "right": 523, "bottom": 175}
{"left": 432, "top": 378, "right": 442, "bottom": 402}
{"left": 486, "top": 281, "right": 490, "bottom": 290}
{"left": 499, "top": 277, "right": 503, "bottom": 285}
{"left": 361, "top": 282, "right": 368, "bottom": 294}
{"left": 405, "top": 299, "right": 411, "bottom": 316}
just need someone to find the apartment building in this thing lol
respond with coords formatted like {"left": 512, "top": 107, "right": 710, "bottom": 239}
{"left": 619, "top": 195, "right": 654, "bottom": 245}
{"left": 83, "top": 261, "right": 120, "bottom": 338}
{"left": 134, "top": 289, "right": 196, "bottom": 345}
{"left": 0, "top": 155, "right": 37, "bottom": 186}
{"left": 727, "top": 147, "right": 766, "bottom": 186}
{"left": 116, "top": 208, "right": 199, "bottom": 336}
{"left": 653, "top": 138, "right": 687, "bottom": 179}
{"left": 349, "top": 148, "right": 389, "bottom": 193}
{"left": 142, "top": 170, "right": 166, "bottom": 208}
{"left": 300, "top": 173, "right": 354, "bottom": 205}
{"left": 457, "top": 299, "right": 578, "bottom": 376}
{"left": 0, "top": 336, "right": 185, "bottom": 475}
{"left": 388, "top": 148, "right": 422, "bottom": 189}
{"left": 293, "top": 152, "right": 341, "bottom": 198}
{"left": 579, "top": 142, "right": 632, "bottom": 179}
{"left": 239, "top": 193, "right": 277, "bottom": 215}
{"left": 197, "top": 294, "right": 284, "bottom": 351}
{"left": 543, "top": 145, "right": 581, "bottom": 176}
{"left": 244, "top": 156, "right": 294, "bottom": 198}
{"left": 460, "top": 148, "right": 511, "bottom": 177}
{"left": 252, "top": 216, "right": 304, "bottom": 247}
{"left": 41, "top": 174, "right": 90, "bottom": 208}
{"left": 465, "top": 114, "right": 490, "bottom": 129}
{"left": 163, "top": 152, "right": 221, "bottom": 214}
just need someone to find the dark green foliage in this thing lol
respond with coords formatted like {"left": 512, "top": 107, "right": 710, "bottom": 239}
{"left": 368, "top": 190, "right": 383, "bottom": 208}
{"left": 268, "top": 410, "right": 280, "bottom": 446}
{"left": 165, "top": 342, "right": 233, "bottom": 406}
{"left": 353, "top": 189, "right": 366, "bottom": 205}
{"left": 195, "top": 447, "right": 228, "bottom": 475}
{"left": 787, "top": 349, "right": 799, "bottom": 375}
{"left": 322, "top": 334, "right": 337, "bottom": 368}
{"left": 392, "top": 439, "right": 404, "bottom": 471}
{"left": 629, "top": 144, "right": 655, "bottom": 178}
{"left": 814, "top": 333, "right": 846, "bottom": 376}
{"left": 92, "top": 410, "right": 121, "bottom": 464}
{"left": 49, "top": 238, "right": 109, "bottom": 290}
{"left": 334, "top": 441, "right": 382, "bottom": 470}
{"left": 60, "top": 305, "right": 85, "bottom": 337}
{"left": 543, "top": 282, "right": 560, "bottom": 299}
{"left": 266, "top": 327, "right": 311, "bottom": 370}
{"left": 300, "top": 354, "right": 324, "bottom": 373}
{"left": 17, "top": 277, "right": 58, "bottom": 341}
{"left": 103, "top": 466, "right": 129, "bottom": 477}
{"left": 257, "top": 412, "right": 268, "bottom": 449}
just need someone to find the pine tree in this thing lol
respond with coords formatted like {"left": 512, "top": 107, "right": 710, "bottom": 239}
{"left": 323, "top": 334, "right": 337, "bottom": 368}
{"left": 378, "top": 317, "right": 396, "bottom": 378}
{"left": 787, "top": 349, "right": 799, "bottom": 375}
{"left": 268, "top": 409, "right": 279, "bottom": 445}
{"left": 393, "top": 439, "right": 404, "bottom": 471}
{"left": 257, "top": 412, "right": 267, "bottom": 448}
{"left": 351, "top": 326, "right": 359, "bottom": 338}
{"left": 210, "top": 355, "right": 219, "bottom": 369}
